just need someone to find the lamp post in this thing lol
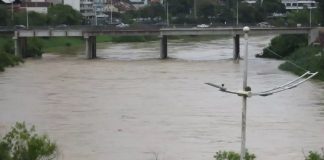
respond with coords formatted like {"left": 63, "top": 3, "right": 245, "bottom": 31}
{"left": 240, "top": 26, "right": 250, "bottom": 160}
{"left": 309, "top": 7, "right": 312, "bottom": 27}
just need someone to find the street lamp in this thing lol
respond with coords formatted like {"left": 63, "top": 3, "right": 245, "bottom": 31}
{"left": 206, "top": 26, "right": 318, "bottom": 160}
{"left": 309, "top": 7, "right": 312, "bottom": 27}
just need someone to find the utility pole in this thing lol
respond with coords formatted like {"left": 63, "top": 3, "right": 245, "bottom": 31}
{"left": 236, "top": 0, "right": 239, "bottom": 26}
{"left": 206, "top": 26, "right": 318, "bottom": 160}
{"left": 26, "top": 0, "right": 29, "bottom": 29}
{"left": 94, "top": 0, "right": 97, "bottom": 26}
{"left": 11, "top": 1, "right": 14, "bottom": 22}
{"left": 166, "top": 0, "right": 169, "bottom": 26}
{"left": 110, "top": 0, "right": 113, "bottom": 24}
{"left": 309, "top": 7, "right": 312, "bottom": 27}
{"left": 240, "top": 26, "right": 250, "bottom": 160}
{"left": 194, "top": 0, "right": 197, "bottom": 19}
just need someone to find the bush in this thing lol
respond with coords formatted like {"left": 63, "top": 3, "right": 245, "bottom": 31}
{"left": 257, "top": 35, "right": 308, "bottom": 59}
{"left": 279, "top": 46, "right": 324, "bottom": 80}
{"left": 0, "top": 51, "right": 23, "bottom": 72}
{"left": 26, "top": 38, "right": 44, "bottom": 58}
{"left": 305, "top": 149, "right": 324, "bottom": 160}
{"left": 214, "top": 150, "right": 256, "bottom": 160}
{"left": 0, "top": 122, "right": 57, "bottom": 160}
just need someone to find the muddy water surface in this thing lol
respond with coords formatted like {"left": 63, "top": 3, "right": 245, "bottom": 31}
{"left": 0, "top": 36, "right": 324, "bottom": 160}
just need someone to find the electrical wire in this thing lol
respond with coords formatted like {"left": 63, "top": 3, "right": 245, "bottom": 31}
{"left": 264, "top": 47, "right": 309, "bottom": 72}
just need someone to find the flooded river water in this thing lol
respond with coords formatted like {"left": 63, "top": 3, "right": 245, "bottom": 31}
{"left": 0, "top": 36, "right": 324, "bottom": 160}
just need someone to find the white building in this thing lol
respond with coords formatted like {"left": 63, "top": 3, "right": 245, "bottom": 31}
{"left": 64, "top": 0, "right": 96, "bottom": 23}
{"left": 23, "top": 0, "right": 52, "bottom": 14}
{"left": 129, "top": 0, "right": 148, "bottom": 8}
{"left": 281, "top": 0, "right": 317, "bottom": 10}
{"left": 64, "top": 0, "right": 80, "bottom": 11}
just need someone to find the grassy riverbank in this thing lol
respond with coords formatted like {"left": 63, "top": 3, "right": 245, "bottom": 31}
{"left": 279, "top": 46, "right": 324, "bottom": 80}
{"left": 258, "top": 34, "right": 324, "bottom": 81}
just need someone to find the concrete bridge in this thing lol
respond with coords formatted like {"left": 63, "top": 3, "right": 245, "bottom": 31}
{"left": 9, "top": 26, "right": 320, "bottom": 59}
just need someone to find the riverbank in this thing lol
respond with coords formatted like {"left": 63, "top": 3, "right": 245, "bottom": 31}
{"left": 257, "top": 33, "right": 324, "bottom": 81}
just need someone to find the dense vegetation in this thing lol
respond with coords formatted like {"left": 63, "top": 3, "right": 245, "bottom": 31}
{"left": 0, "top": 4, "right": 82, "bottom": 26}
{"left": 258, "top": 35, "right": 308, "bottom": 59}
{"left": 258, "top": 34, "right": 324, "bottom": 81}
{"left": 279, "top": 46, "right": 324, "bottom": 80}
{"left": 122, "top": 0, "right": 287, "bottom": 25}
{"left": 0, "top": 36, "right": 22, "bottom": 71}
{"left": 0, "top": 122, "right": 57, "bottom": 160}
{"left": 214, "top": 150, "right": 256, "bottom": 160}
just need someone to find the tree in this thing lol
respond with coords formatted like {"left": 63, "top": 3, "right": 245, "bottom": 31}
{"left": 198, "top": 2, "right": 217, "bottom": 19}
{"left": 0, "top": 122, "right": 57, "bottom": 160}
{"left": 0, "top": 5, "right": 10, "bottom": 26}
{"left": 47, "top": 4, "right": 82, "bottom": 25}
{"left": 315, "top": 0, "right": 324, "bottom": 24}
{"left": 261, "top": 0, "right": 286, "bottom": 15}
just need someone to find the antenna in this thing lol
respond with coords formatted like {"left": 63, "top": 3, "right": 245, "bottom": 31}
{"left": 205, "top": 26, "right": 318, "bottom": 160}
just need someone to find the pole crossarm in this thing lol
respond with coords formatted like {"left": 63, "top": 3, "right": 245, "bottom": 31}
{"left": 206, "top": 71, "right": 318, "bottom": 97}
{"left": 205, "top": 83, "right": 252, "bottom": 97}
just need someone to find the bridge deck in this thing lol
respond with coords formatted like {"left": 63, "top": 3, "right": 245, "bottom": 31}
{"left": 3, "top": 27, "right": 312, "bottom": 38}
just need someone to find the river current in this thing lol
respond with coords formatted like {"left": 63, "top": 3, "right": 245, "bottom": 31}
{"left": 0, "top": 35, "right": 324, "bottom": 160}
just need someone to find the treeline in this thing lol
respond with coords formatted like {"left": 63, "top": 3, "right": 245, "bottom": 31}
{"left": 122, "top": 0, "right": 286, "bottom": 25}
{"left": 0, "top": 4, "right": 82, "bottom": 26}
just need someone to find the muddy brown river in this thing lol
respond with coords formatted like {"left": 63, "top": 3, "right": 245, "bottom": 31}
{"left": 0, "top": 36, "right": 323, "bottom": 160}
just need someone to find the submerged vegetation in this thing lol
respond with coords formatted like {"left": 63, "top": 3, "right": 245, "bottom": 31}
{"left": 214, "top": 149, "right": 324, "bottom": 160}
{"left": 0, "top": 122, "right": 57, "bottom": 160}
{"left": 214, "top": 151, "right": 256, "bottom": 160}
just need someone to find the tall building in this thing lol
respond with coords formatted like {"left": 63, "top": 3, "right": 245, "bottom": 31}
{"left": 281, "top": 0, "right": 317, "bottom": 10}
{"left": 64, "top": 0, "right": 95, "bottom": 23}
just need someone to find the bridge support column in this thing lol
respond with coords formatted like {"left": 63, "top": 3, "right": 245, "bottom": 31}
{"left": 13, "top": 37, "right": 27, "bottom": 58}
{"left": 160, "top": 35, "right": 168, "bottom": 59}
{"left": 85, "top": 36, "right": 96, "bottom": 59}
{"left": 233, "top": 34, "right": 240, "bottom": 60}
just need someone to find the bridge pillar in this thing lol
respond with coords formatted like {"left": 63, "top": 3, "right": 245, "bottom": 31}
{"left": 160, "top": 35, "right": 168, "bottom": 59}
{"left": 233, "top": 34, "right": 240, "bottom": 60}
{"left": 13, "top": 37, "right": 27, "bottom": 58}
{"left": 85, "top": 36, "right": 96, "bottom": 59}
